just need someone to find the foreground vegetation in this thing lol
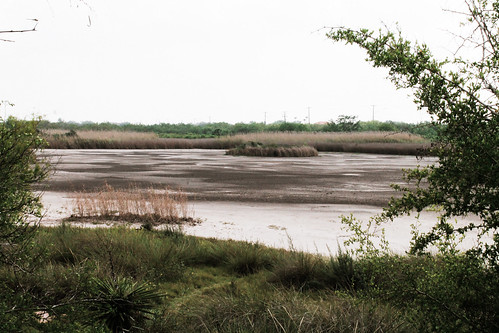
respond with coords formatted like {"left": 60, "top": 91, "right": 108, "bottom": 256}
{"left": 1, "top": 225, "right": 497, "bottom": 332}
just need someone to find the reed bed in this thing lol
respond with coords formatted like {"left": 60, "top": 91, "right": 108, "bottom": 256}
{"left": 45, "top": 136, "right": 234, "bottom": 149}
{"left": 226, "top": 145, "right": 319, "bottom": 157}
{"left": 43, "top": 129, "right": 159, "bottom": 141}
{"left": 222, "top": 131, "right": 428, "bottom": 145}
{"left": 71, "top": 184, "right": 194, "bottom": 224}
{"left": 44, "top": 129, "right": 431, "bottom": 154}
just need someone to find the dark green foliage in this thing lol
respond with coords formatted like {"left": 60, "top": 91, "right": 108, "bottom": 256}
{"left": 328, "top": 0, "right": 499, "bottom": 262}
{"left": 355, "top": 254, "right": 499, "bottom": 333}
{"left": 323, "top": 115, "right": 361, "bottom": 132}
{"left": 0, "top": 114, "right": 50, "bottom": 265}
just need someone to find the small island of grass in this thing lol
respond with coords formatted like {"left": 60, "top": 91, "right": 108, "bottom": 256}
{"left": 226, "top": 142, "right": 319, "bottom": 157}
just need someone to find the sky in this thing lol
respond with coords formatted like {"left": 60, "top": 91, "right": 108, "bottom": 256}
{"left": 0, "top": 0, "right": 465, "bottom": 125}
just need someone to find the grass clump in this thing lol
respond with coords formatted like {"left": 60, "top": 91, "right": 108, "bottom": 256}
{"left": 268, "top": 248, "right": 362, "bottom": 291}
{"left": 226, "top": 142, "right": 318, "bottom": 157}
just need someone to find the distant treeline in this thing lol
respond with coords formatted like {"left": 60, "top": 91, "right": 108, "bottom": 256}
{"left": 39, "top": 116, "right": 441, "bottom": 140}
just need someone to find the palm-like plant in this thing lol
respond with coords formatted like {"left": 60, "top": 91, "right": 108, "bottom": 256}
{"left": 89, "top": 277, "right": 162, "bottom": 332}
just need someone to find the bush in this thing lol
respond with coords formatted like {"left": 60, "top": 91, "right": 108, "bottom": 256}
{"left": 0, "top": 115, "right": 50, "bottom": 265}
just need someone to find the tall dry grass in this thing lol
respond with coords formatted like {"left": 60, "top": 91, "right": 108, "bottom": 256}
{"left": 222, "top": 131, "right": 428, "bottom": 145}
{"left": 43, "top": 129, "right": 159, "bottom": 141}
{"left": 71, "top": 184, "right": 193, "bottom": 224}
{"left": 43, "top": 129, "right": 431, "bottom": 154}
{"left": 222, "top": 132, "right": 430, "bottom": 155}
{"left": 44, "top": 129, "right": 232, "bottom": 149}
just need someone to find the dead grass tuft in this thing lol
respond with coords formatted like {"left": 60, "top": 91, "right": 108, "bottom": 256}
{"left": 70, "top": 184, "right": 195, "bottom": 225}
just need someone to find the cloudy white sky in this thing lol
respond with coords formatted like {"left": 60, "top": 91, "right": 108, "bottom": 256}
{"left": 1, "top": 0, "right": 464, "bottom": 124}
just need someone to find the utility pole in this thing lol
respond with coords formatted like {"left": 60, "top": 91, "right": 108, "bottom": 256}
{"left": 371, "top": 105, "right": 375, "bottom": 121}
{"left": 283, "top": 111, "right": 287, "bottom": 123}
{"left": 264, "top": 112, "right": 267, "bottom": 125}
{"left": 307, "top": 106, "right": 311, "bottom": 126}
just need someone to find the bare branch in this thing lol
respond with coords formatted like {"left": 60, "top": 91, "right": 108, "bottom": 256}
{"left": 0, "top": 28, "right": 36, "bottom": 34}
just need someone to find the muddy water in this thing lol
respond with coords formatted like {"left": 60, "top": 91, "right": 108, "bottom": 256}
{"left": 39, "top": 149, "right": 483, "bottom": 255}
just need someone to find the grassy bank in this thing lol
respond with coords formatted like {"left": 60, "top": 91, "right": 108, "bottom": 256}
{"left": 43, "top": 129, "right": 431, "bottom": 155}
{"left": 1, "top": 225, "right": 497, "bottom": 332}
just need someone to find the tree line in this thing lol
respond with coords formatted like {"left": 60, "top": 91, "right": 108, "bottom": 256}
{"left": 39, "top": 116, "right": 441, "bottom": 140}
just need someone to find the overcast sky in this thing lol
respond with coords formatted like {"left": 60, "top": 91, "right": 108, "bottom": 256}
{"left": 1, "top": 0, "right": 464, "bottom": 124}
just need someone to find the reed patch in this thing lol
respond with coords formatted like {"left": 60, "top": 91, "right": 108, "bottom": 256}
{"left": 70, "top": 184, "right": 196, "bottom": 225}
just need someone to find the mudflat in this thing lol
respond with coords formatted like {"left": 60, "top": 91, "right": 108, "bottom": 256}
{"left": 39, "top": 149, "right": 485, "bottom": 255}
{"left": 41, "top": 149, "right": 435, "bottom": 206}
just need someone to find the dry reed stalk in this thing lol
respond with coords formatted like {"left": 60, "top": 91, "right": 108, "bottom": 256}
{"left": 71, "top": 184, "right": 193, "bottom": 224}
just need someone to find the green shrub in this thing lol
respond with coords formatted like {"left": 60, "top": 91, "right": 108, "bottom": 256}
{"left": 354, "top": 254, "right": 499, "bottom": 333}
{"left": 0, "top": 115, "right": 50, "bottom": 265}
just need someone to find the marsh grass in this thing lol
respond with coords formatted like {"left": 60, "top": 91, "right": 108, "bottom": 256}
{"left": 44, "top": 129, "right": 159, "bottom": 141}
{"left": 224, "top": 131, "right": 428, "bottom": 145}
{"left": 44, "top": 129, "right": 430, "bottom": 154}
{"left": 226, "top": 144, "right": 319, "bottom": 157}
{"left": 70, "top": 184, "right": 194, "bottom": 225}
{"left": 43, "top": 129, "right": 233, "bottom": 149}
